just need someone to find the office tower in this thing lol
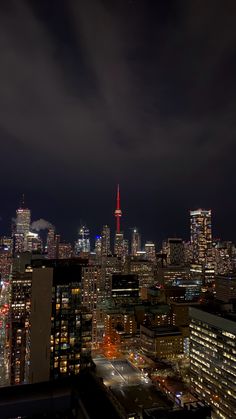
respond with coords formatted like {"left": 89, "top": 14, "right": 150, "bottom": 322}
{"left": 101, "top": 255, "right": 122, "bottom": 299}
{"left": 212, "top": 240, "right": 233, "bottom": 275}
{"left": 58, "top": 242, "right": 73, "bottom": 259}
{"left": 25, "top": 232, "right": 42, "bottom": 253}
{"left": 190, "top": 209, "right": 212, "bottom": 265}
{"left": 16, "top": 203, "right": 31, "bottom": 236}
{"left": 114, "top": 232, "right": 124, "bottom": 258}
{"left": 13, "top": 234, "right": 24, "bottom": 254}
{"left": 128, "top": 257, "right": 155, "bottom": 289}
{"left": 189, "top": 306, "right": 236, "bottom": 418}
{"left": 145, "top": 241, "right": 156, "bottom": 262}
{"left": 215, "top": 274, "right": 236, "bottom": 302}
{"left": 111, "top": 274, "right": 139, "bottom": 302}
{"left": 172, "top": 279, "right": 202, "bottom": 301}
{"left": 114, "top": 184, "right": 122, "bottom": 233}
{"left": 94, "top": 235, "right": 102, "bottom": 258}
{"left": 15, "top": 198, "right": 31, "bottom": 253}
{"left": 10, "top": 259, "right": 92, "bottom": 385}
{"left": 158, "top": 265, "right": 190, "bottom": 286}
{"left": 140, "top": 325, "right": 183, "bottom": 358}
{"left": 0, "top": 237, "right": 13, "bottom": 253}
{"left": 183, "top": 241, "right": 193, "bottom": 264}
{"left": 166, "top": 238, "right": 184, "bottom": 266}
{"left": 101, "top": 225, "right": 111, "bottom": 257}
{"left": 75, "top": 225, "right": 90, "bottom": 255}
{"left": 123, "top": 239, "right": 129, "bottom": 258}
{"left": 46, "top": 228, "right": 56, "bottom": 259}
{"left": 131, "top": 228, "right": 141, "bottom": 256}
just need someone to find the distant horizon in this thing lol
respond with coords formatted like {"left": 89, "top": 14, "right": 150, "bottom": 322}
{"left": 1, "top": 198, "right": 234, "bottom": 249}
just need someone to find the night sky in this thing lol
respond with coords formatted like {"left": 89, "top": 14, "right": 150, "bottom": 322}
{"left": 1, "top": 0, "right": 236, "bottom": 246}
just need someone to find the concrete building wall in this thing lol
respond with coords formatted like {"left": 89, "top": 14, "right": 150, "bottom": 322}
{"left": 29, "top": 268, "right": 53, "bottom": 384}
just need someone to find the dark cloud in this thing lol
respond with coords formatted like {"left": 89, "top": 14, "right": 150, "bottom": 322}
{"left": 0, "top": 0, "right": 236, "bottom": 244}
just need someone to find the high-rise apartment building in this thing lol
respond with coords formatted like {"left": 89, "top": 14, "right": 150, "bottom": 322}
{"left": 131, "top": 228, "right": 141, "bottom": 256}
{"left": 190, "top": 209, "right": 212, "bottom": 265}
{"left": 82, "top": 266, "right": 103, "bottom": 345}
{"left": 10, "top": 271, "right": 32, "bottom": 384}
{"left": 189, "top": 306, "right": 236, "bottom": 419}
{"left": 10, "top": 259, "right": 92, "bottom": 385}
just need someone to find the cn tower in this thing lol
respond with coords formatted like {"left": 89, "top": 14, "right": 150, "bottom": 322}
{"left": 114, "top": 184, "right": 122, "bottom": 232}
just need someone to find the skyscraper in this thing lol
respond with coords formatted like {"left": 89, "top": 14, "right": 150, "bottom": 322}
{"left": 75, "top": 225, "right": 90, "bottom": 254}
{"left": 190, "top": 209, "right": 212, "bottom": 265}
{"left": 46, "top": 227, "right": 56, "bottom": 259}
{"left": 145, "top": 241, "right": 156, "bottom": 263}
{"left": 10, "top": 259, "right": 92, "bottom": 385}
{"left": 94, "top": 235, "right": 102, "bottom": 258}
{"left": 114, "top": 185, "right": 126, "bottom": 258}
{"left": 166, "top": 238, "right": 184, "bottom": 266}
{"left": 131, "top": 228, "right": 141, "bottom": 256}
{"left": 16, "top": 203, "right": 31, "bottom": 237}
{"left": 101, "top": 225, "right": 111, "bottom": 257}
{"left": 14, "top": 197, "right": 31, "bottom": 253}
{"left": 114, "top": 232, "right": 124, "bottom": 258}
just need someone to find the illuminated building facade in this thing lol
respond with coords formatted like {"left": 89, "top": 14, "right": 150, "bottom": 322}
{"left": 140, "top": 325, "right": 183, "bottom": 358}
{"left": 75, "top": 225, "right": 90, "bottom": 255}
{"left": 101, "top": 255, "right": 122, "bottom": 299}
{"left": 189, "top": 306, "right": 236, "bottom": 419}
{"left": 50, "top": 266, "right": 92, "bottom": 379}
{"left": 10, "top": 260, "right": 92, "bottom": 385}
{"left": 58, "top": 242, "right": 73, "bottom": 259}
{"left": 128, "top": 258, "right": 155, "bottom": 289}
{"left": 190, "top": 209, "right": 212, "bottom": 265}
{"left": 215, "top": 274, "right": 236, "bottom": 303}
{"left": 111, "top": 274, "right": 139, "bottom": 304}
{"left": 0, "top": 245, "right": 12, "bottom": 281}
{"left": 95, "top": 235, "right": 102, "bottom": 258}
{"left": 131, "top": 228, "right": 141, "bottom": 256}
{"left": 104, "top": 309, "right": 137, "bottom": 343}
{"left": 158, "top": 265, "right": 190, "bottom": 286}
{"left": 46, "top": 228, "right": 56, "bottom": 259}
{"left": 114, "top": 232, "right": 125, "bottom": 258}
{"left": 172, "top": 279, "right": 202, "bottom": 301}
{"left": 82, "top": 266, "right": 102, "bottom": 345}
{"left": 101, "top": 225, "right": 111, "bottom": 257}
{"left": 144, "top": 241, "right": 156, "bottom": 263}
{"left": 10, "top": 271, "right": 32, "bottom": 385}
{"left": 15, "top": 201, "right": 31, "bottom": 253}
{"left": 166, "top": 238, "right": 184, "bottom": 266}
{"left": 25, "top": 232, "right": 42, "bottom": 253}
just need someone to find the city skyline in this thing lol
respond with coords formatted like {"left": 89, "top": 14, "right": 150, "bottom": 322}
{"left": 0, "top": 191, "right": 232, "bottom": 251}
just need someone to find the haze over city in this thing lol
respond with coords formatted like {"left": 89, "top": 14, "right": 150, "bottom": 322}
{"left": 0, "top": 0, "right": 236, "bottom": 242}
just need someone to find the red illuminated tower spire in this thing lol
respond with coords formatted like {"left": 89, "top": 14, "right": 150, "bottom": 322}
{"left": 114, "top": 184, "right": 122, "bottom": 232}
